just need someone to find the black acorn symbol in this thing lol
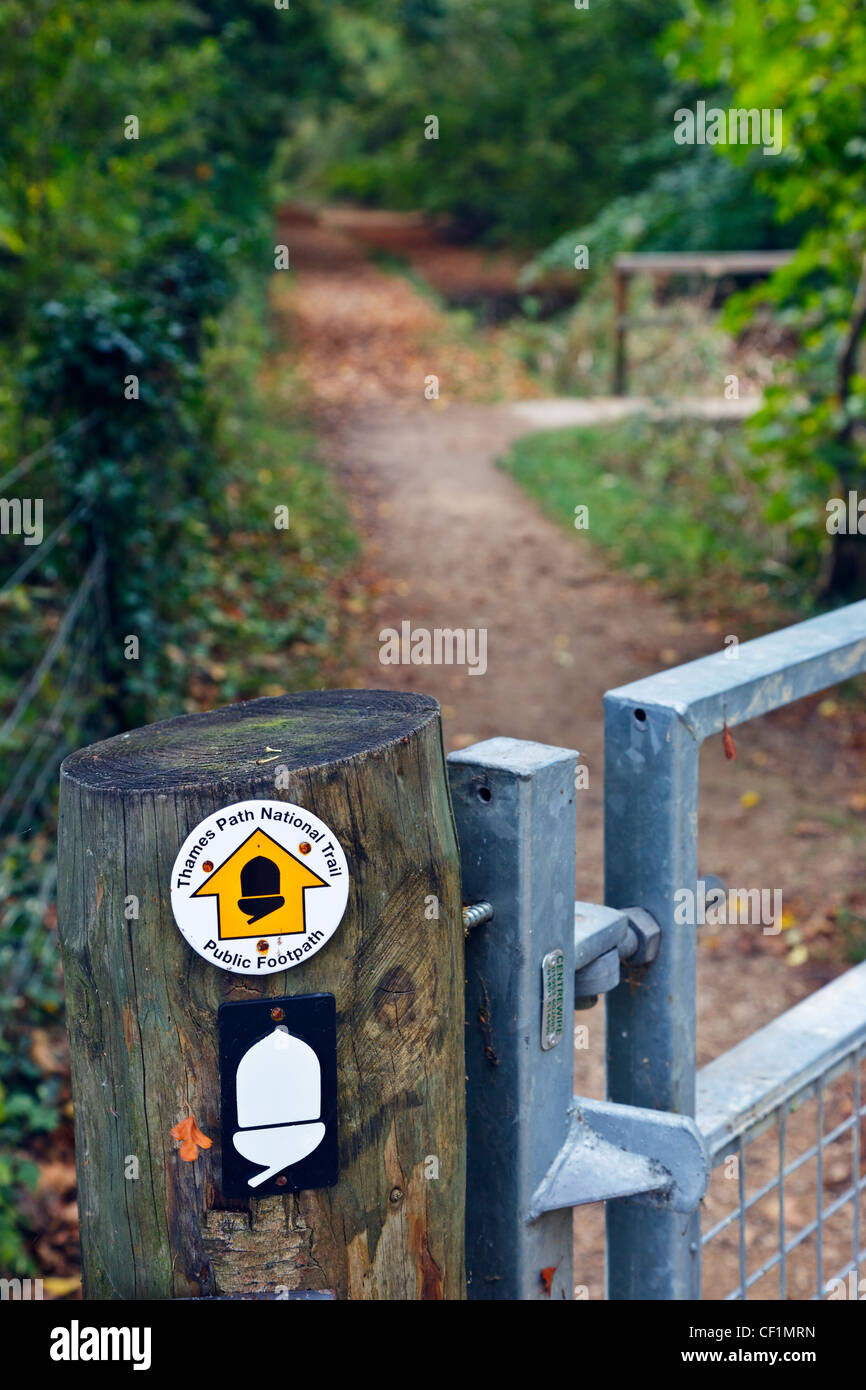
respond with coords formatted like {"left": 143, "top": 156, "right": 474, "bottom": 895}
{"left": 237, "top": 854, "right": 286, "bottom": 923}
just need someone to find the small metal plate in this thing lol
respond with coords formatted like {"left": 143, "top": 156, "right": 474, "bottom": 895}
{"left": 219, "top": 994, "right": 338, "bottom": 1198}
{"left": 541, "top": 949, "right": 565, "bottom": 1050}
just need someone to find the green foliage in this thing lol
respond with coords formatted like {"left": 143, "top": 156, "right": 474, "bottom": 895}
{"left": 510, "top": 271, "right": 748, "bottom": 400}
{"left": 282, "top": 0, "right": 683, "bottom": 245}
{"left": 0, "top": 840, "right": 61, "bottom": 1274}
{"left": 176, "top": 284, "right": 357, "bottom": 712}
{"left": 528, "top": 0, "right": 866, "bottom": 595}
{"left": 499, "top": 416, "right": 804, "bottom": 618}
{"left": 0, "top": 1155, "right": 40, "bottom": 1274}
{"left": 0, "top": 0, "right": 354, "bottom": 1271}
{"left": 0, "top": 0, "right": 337, "bottom": 337}
{"left": 835, "top": 906, "right": 866, "bottom": 966}
{"left": 531, "top": 149, "right": 784, "bottom": 279}
{"left": 664, "top": 0, "right": 866, "bottom": 590}
{"left": 23, "top": 260, "right": 232, "bottom": 726}
{"left": 0, "top": 3, "right": 221, "bottom": 334}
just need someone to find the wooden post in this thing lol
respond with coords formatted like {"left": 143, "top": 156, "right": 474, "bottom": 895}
{"left": 612, "top": 264, "right": 628, "bottom": 396}
{"left": 58, "top": 690, "right": 465, "bottom": 1300}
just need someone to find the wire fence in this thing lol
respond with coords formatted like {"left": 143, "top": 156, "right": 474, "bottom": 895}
{"left": 702, "top": 1052, "right": 866, "bottom": 1300}
{"left": 0, "top": 417, "right": 106, "bottom": 996}
{"left": 698, "top": 963, "right": 866, "bottom": 1300}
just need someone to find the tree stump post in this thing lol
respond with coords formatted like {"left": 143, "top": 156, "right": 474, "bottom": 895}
{"left": 57, "top": 690, "right": 465, "bottom": 1300}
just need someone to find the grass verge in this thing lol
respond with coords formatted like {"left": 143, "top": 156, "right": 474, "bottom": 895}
{"left": 499, "top": 413, "right": 801, "bottom": 624}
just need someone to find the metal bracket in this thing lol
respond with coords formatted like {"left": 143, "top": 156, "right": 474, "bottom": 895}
{"left": 573, "top": 888, "right": 724, "bottom": 1008}
{"left": 448, "top": 736, "right": 580, "bottom": 1301}
{"left": 449, "top": 736, "right": 713, "bottom": 1299}
{"left": 528, "top": 1096, "right": 709, "bottom": 1221}
{"left": 574, "top": 900, "right": 660, "bottom": 1007}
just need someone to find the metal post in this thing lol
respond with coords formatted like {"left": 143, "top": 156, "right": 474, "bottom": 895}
{"left": 603, "top": 697, "right": 700, "bottom": 1299}
{"left": 603, "top": 601, "right": 866, "bottom": 1298}
{"left": 448, "top": 737, "right": 578, "bottom": 1301}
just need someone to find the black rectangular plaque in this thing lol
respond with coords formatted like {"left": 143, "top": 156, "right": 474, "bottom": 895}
{"left": 218, "top": 993, "right": 338, "bottom": 1198}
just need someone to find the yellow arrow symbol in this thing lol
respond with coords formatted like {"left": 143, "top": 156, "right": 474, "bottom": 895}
{"left": 192, "top": 828, "right": 328, "bottom": 941}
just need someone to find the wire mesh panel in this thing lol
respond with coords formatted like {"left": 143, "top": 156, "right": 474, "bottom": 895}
{"left": 697, "top": 965, "right": 866, "bottom": 1300}
{"left": 701, "top": 1047, "right": 866, "bottom": 1299}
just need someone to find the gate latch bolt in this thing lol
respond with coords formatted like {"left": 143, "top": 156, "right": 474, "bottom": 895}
{"left": 573, "top": 901, "right": 660, "bottom": 1008}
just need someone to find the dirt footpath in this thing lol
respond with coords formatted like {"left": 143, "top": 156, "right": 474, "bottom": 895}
{"left": 279, "top": 206, "right": 866, "bottom": 1300}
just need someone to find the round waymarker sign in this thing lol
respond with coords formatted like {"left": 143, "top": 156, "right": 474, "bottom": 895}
{"left": 170, "top": 800, "right": 349, "bottom": 975}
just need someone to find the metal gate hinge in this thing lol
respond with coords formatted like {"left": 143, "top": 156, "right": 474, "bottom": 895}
{"left": 527, "top": 1096, "right": 709, "bottom": 1221}
{"left": 573, "top": 901, "right": 660, "bottom": 1007}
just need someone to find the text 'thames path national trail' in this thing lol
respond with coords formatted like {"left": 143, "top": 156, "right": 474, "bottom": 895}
{"left": 170, "top": 800, "right": 349, "bottom": 974}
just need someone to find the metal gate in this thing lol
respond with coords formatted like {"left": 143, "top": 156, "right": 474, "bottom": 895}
{"left": 450, "top": 600, "right": 866, "bottom": 1300}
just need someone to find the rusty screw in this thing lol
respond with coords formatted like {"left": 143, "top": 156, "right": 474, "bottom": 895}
{"left": 276, "top": 1175, "right": 287, "bottom": 1187}
{"left": 462, "top": 901, "right": 494, "bottom": 936}
{"left": 298, "top": 841, "right": 312, "bottom": 855}
{"left": 270, "top": 1006, "right": 285, "bottom": 1022}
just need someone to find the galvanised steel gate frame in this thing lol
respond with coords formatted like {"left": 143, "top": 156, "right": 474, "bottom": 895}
{"left": 450, "top": 599, "right": 866, "bottom": 1300}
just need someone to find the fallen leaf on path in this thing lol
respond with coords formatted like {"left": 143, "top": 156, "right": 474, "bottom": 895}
{"left": 42, "top": 1276, "right": 81, "bottom": 1299}
{"left": 793, "top": 820, "right": 832, "bottom": 837}
{"left": 37, "top": 1161, "right": 77, "bottom": 1195}
{"left": 31, "top": 1028, "right": 67, "bottom": 1075}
